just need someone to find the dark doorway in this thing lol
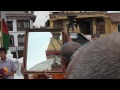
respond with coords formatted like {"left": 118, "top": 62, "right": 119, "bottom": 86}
{"left": 118, "top": 25, "right": 120, "bottom": 32}
{"left": 18, "top": 50, "right": 23, "bottom": 58}
{"left": 11, "top": 52, "right": 17, "bottom": 58}
{"left": 78, "top": 21, "right": 91, "bottom": 34}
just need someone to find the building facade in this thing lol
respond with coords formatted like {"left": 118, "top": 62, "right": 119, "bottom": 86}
{"left": 48, "top": 11, "right": 120, "bottom": 41}
{"left": 1, "top": 11, "right": 36, "bottom": 58}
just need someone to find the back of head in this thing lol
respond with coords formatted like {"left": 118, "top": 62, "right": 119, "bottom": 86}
{"left": 0, "top": 47, "right": 7, "bottom": 54}
{"left": 61, "top": 42, "right": 81, "bottom": 63}
{"left": 66, "top": 32, "right": 120, "bottom": 79}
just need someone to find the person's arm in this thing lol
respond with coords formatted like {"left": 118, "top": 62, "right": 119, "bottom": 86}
{"left": 62, "top": 30, "right": 73, "bottom": 42}
{"left": 21, "top": 65, "right": 26, "bottom": 74}
{"left": 4, "top": 71, "right": 16, "bottom": 76}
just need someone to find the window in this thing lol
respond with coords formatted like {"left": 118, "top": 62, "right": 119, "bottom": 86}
{"left": 9, "top": 35, "right": 14, "bottom": 47}
{"left": 118, "top": 23, "right": 120, "bottom": 32}
{"left": 96, "top": 18, "right": 104, "bottom": 22}
{"left": 7, "top": 21, "right": 13, "bottom": 31}
{"left": 96, "top": 18, "right": 105, "bottom": 34}
{"left": 18, "top": 50, "right": 24, "bottom": 58}
{"left": 45, "top": 20, "right": 50, "bottom": 27}
{"left": 18, "top": 34, "right": 24, "bottom": 46}
{"left": 96, "top": 25, "right": 105, "bottom": 34}
{"left": 17, "top": 20, "right": 30, "bottom": 30}
{"left": 53, "top": 20, "right": 63, "bottom": 28}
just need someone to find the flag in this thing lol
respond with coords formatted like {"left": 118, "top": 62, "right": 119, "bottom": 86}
{"left": 1, "top": 11, "right": 9, "bottom": 50}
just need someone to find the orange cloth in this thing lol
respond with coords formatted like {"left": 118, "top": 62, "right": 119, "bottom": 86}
{"left": 29, "top": 74, "right": 65, "bottom": 79}
{"left": 52, "top": 74, "right": 65, "bottom": 79}
{"left": 3, "top": 67, "right": 8, "bottom": 72}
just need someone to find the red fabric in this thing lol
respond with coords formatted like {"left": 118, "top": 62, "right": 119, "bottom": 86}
{"left": 2, "top": 19, "right": 9, "bottom": 34}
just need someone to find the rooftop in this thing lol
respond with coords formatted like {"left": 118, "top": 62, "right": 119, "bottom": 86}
{"left": 0, "top": 11, "right": 36, "bottom": 22}
{"left": 108, "top": 13, "right": 120, "bottom": 22}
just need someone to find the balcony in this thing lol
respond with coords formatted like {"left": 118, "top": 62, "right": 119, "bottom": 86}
{"left": 9, "top": 46, "right": 24, "bottom": 52}
{"left": 9, "top": 43, "right": 14, "bottom": 47}
{"left": 49, "top": 11, "right": 107, "bottom": 20}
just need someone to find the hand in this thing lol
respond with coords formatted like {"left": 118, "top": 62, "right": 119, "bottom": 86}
{"left": 3, "top": 71, "right": 16, "bottom": 77}
{"left": 1, "top": 73, "right": 8, "bottom": 79}
{"left": 62, "top": 30, "right": 69, "bottom": 37}
{"left": 43, "top": 70, "right": 52, "bottom": 79}
{"left": 4, "top": 72, "right": 9, "bottom": 76}
{"left": 21, "top": 65, "right": 26, "bottom": 74}
{"left": 62, "top": 30, "right": 72, "bottom": 42}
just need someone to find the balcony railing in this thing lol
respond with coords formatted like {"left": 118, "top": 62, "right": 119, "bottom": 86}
{"left": 49, "top": 11, "right": 107, "bottom": 19}
{"left": 9, "top": 43, "right": 14, "bottom": 47}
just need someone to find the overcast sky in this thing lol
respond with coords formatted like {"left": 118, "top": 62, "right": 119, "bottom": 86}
{"left": 33, "top": 11, "right": 120, "bottom": 28}
{"left": 33, "top": 11, "right": 50, "bottom": 27}
{"left": 27, "top": 32, "right": 52, "bottom": 70}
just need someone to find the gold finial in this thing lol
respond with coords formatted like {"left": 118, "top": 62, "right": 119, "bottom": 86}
{"left": 69, "top": 27, "right": 73, "bottom": 33}
{"left": 76, "top": 24, "right": 80, "bottom": 33}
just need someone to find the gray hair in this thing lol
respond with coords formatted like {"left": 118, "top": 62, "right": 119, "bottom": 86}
{"left": 61, "top": 42, "right": 81, "bottom": 63}
{"left": 66, "top": 32, "right": 120, "bottom": 79}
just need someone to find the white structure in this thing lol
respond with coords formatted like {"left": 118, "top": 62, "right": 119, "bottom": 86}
{"left": 6, "top": 50, "right": 24, "bottom": 79}
{"left": 5, "top": 11, "right": 36, "bottom": 58}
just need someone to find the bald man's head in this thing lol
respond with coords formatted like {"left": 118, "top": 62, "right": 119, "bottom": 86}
{"left": 60, "top": 42, "right": 81, "bottom": 69}
{"left": 66, "top": 32, "right": 120, "bottom": 79}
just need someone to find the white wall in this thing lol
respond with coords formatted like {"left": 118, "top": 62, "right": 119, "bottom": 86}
{"left": 13, "top": 19, "right": 17, "bottom": 32}
{"left": 9, "top": 19, "right": 33, "bottom": 47}
{"left": 30, "top": 20, "right": 33, "bottom": 28}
